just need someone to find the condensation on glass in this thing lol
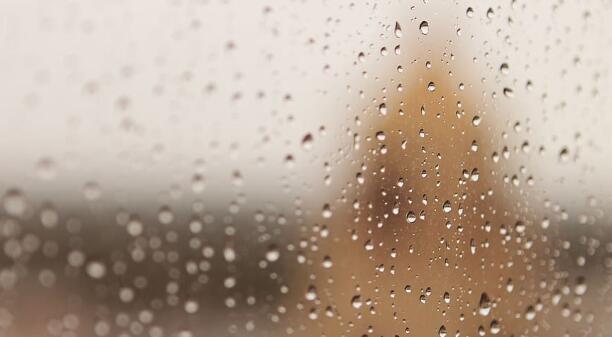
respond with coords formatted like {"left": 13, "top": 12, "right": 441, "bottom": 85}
{"left": 0, "top": 0, "right": 610, "bottom": 337}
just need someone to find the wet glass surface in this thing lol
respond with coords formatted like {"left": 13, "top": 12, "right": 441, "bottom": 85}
{"left": 0, "top": 1, "right": 611, "bottom": 336}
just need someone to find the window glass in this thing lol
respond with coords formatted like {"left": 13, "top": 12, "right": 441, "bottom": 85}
{"left": 0, "top": 1, "right": 611, "bottom": 337}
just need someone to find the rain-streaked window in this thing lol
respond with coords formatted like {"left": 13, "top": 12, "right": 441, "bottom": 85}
{"left": 0, "top": 1, "right": 611, "bottom": 337}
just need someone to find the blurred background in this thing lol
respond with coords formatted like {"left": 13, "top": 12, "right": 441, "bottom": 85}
{"left": 0, "top": 0, "right": 611, "bottom": 336}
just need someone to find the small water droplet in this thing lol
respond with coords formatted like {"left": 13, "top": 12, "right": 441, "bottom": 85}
{"left": 406, "top": 211, "right": 417, "bottom": 223}
{"left": 3, "top": 189, "right": 27, "bottom": 217}
{"left": 438, "top": 325, "right": 447, "bottom": 337}
{"left": 479, "top": 292, "right": 492, "bottom": 316}
{"left": 466, "top": 7, "right": 474, "bottom": 17}
{"left": 358, "top": 52, "right": 366, "bottom": 63}
{"left": 305, "top": 286, "right": 318, "bottom": 301}
{"left": 559, "top": 147, "right": 570, "bottom": 162}
{"left": 486, "top": 8, "right": 495, "bottom": 19}
{"left": 500, "top": 63, "right": 509, "bottom": 74}
{"left": 378, "top": 103, "right": 388, "bottom": 115}
{"left": 419, "top": 21, "right": 429, "bottom": 35}
{"left": 394, "top": 21, "right": 402, "bottom": 38}
{"left": 224, "top": 246, "right": 236, "bottom": 262}
{"left": 184, "top": 300, "right": 199, "bottom": 314}
{"left": 322, "top": 255, "right": 333, "bottom": 268}
{"left": 83, "top": 181, "right": 102, "bottom": 201}
{"left": 322, "top": 204, "right": 333, "bottom": 218}
{"left": 86, "top": 261, "right": 107, "bottom": 279}
{"left": 301, "top": 133, "right": 314, "bottom": 150}
{"left": 36, "top": 157, "right": 56, "bottom": 180}
{"left": 472, "top": 116, "right": 481, "bottom": 126}
{"left": 515, "top": 221, "right": 526, "bottom": 234}
{"left": 266, "top": 245, "right": 280, "bottom": 262}
{"left": 574, "top": 276, "right": 587, "bottom": 295}
{"left": 192, "top": 174, "right": 206, "bottom": 193}
{"left": 490, "top": 320, "right": 501, "bottom": 334}
{"left": 503, "top": 87, "right": 514, "bottom": 98}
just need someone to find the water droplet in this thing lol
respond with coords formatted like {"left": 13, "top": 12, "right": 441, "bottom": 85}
{"left": 394, "top": 21, "right": 402, "bottom": 38}
{"left": 126, "top": 219, "right": 143, "bottom": 236}
{"left": 184, "top": 300, "right": 199, "bottom": 314}
{"left": 119, "top": 287, "right": 135, "bottom": 303}
{"left": 486, "top": 8, "right": 495, "bottom": 19}
{"left": 302, "top": 133, "right": 314, "bottom": 150}
{"left": 490, "top": 320, "right": 500, "bottom": 334}
{"left": 574, "top": 276, "right": 587, "bottom": 295}
{"left": 479, "top": 292, "right": 491, "bottom": 316}
{"left": 305, "top": 286, "right": 317, "bottom": 301}
{"left": 224, "top": 276, "right": 236, "bottom": 289}
{"left": 67, "top": 250, "right": 86, "bottom": 267}
{"left": 358, "top": 52, "right": 366, "bottom": 63}
{"left": 472, "top": 116, "right": 481, "bottom": 126}
{"left": 506, "top": 278, "right": 514, "bottom": 293}
{"left": 378, "top": 103, "right": 388, "bottom": 115}
{"left": 442, "top": 200, "right": 452, "bottom": 213}
{"left": 3, "top": 189, "right": 27, "bottom": 217}
{"left": 499, "top": 63, "right": 509, "bottom": 74}
{"left": 322, "top": 255, "right": 333, "bottom": 268}
{"left": 406, "top": 211, "right": 417, "bottom": 223}
{"left": 192, "top": 174, "right": 206, "bottom": 193}
{"left": 158, "top": 206, "right": 174, "bottom": 225}
{"left": 351, "top": 295, "right": 363, "bottom": 309}
{"left": 438, "top": 325, "right": 447, "bottom": 337}
{"left": 83, "top": 181, "right": 102, "bottom": 201}
{"left": 559, "top": 147, "right": 570, "bottom": 162}
{"left": 419, "top": 21, "right": 429, "bottom": 35}
{"left": 515, "top": 221, "right": 526, "bottom": 234}
{"left": 322, "top": 204, "right": 333, "bottom": 218}
{"left": 36, "top": 157, "right": 56, "bottom": 180}
{"left": 503, "top": 87, "right": 514, "bottom": 98}
{"left": 40, "top": 206, "right": 59, "bottom": 228}
{"left": 466, "top": 7, "right": 474, "bottom": 17}
{"left": 525, "top": 305, "right": 536, "bottom": 320}
{"left": 470, "top": 168, "right": 480, "bottom": 181}
{"left": 224, "top": 246, "right": 236, "bottom": 262}
{"left": 86, "top": 261, "right": 107, "bottom": 279}
{"left": 266, "top": 246, "right": 280, "bottom": 262}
